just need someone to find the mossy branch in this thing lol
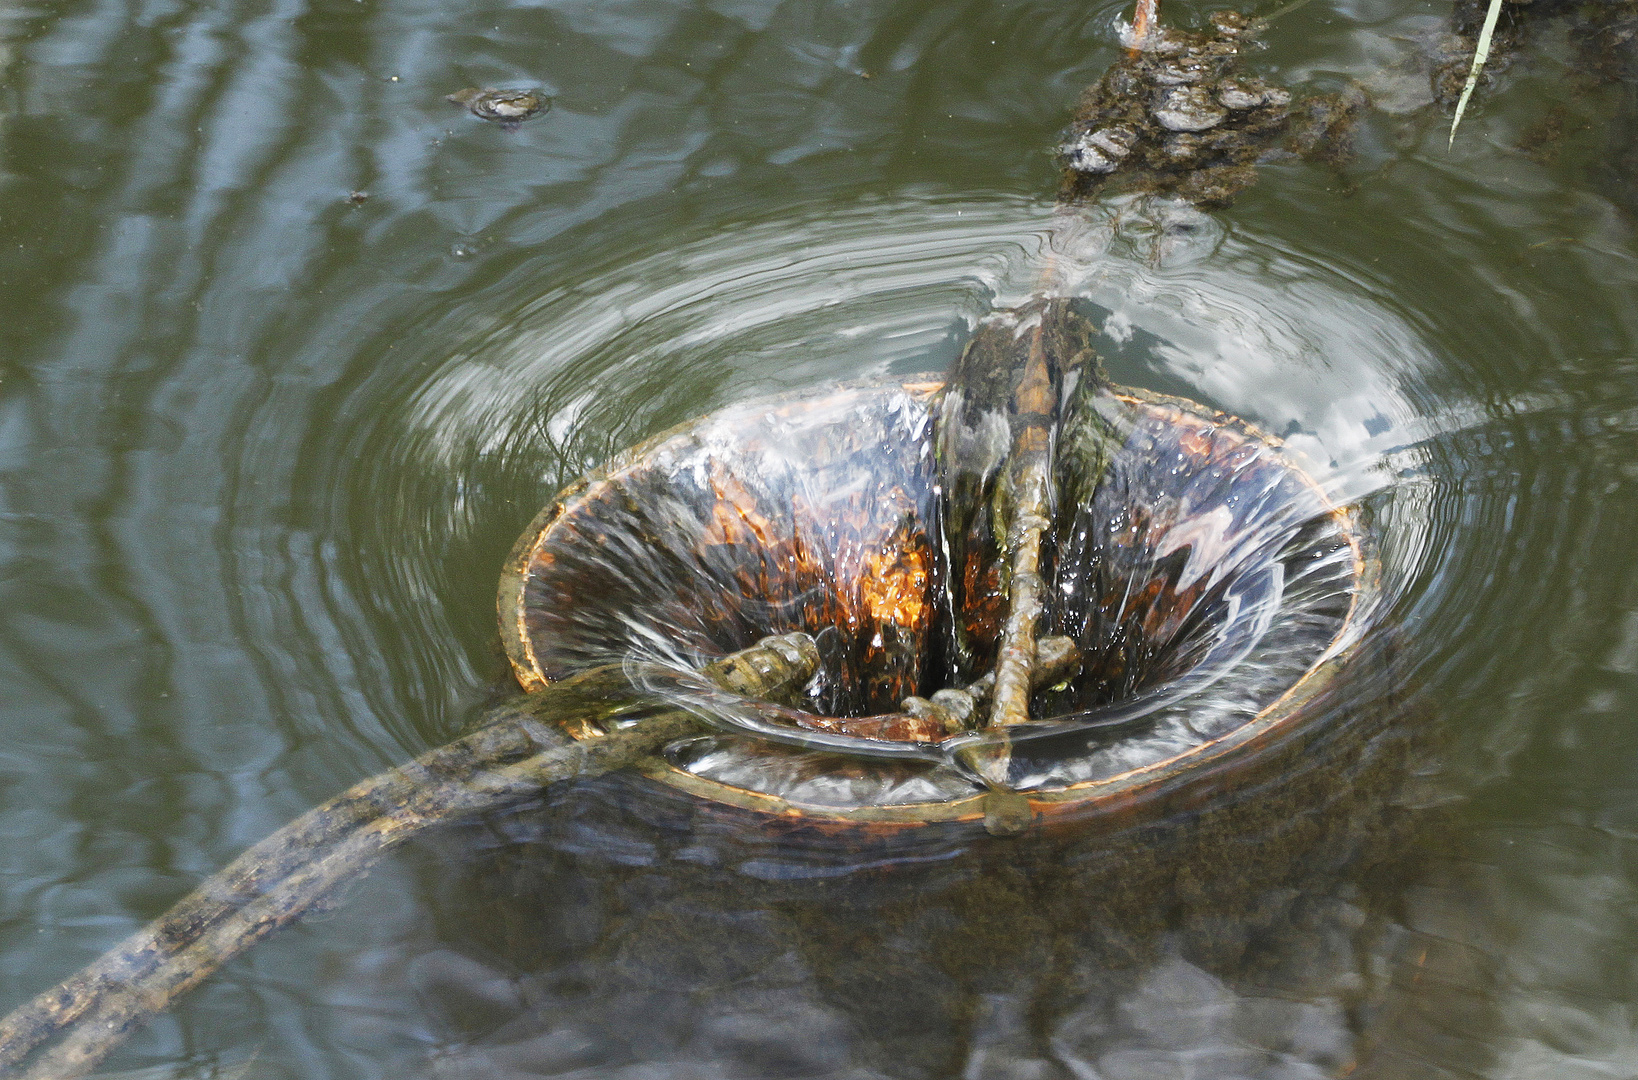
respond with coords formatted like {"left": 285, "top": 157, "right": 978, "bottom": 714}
{"left": 0, "top": 635, "right": 818, "bottom": 1080}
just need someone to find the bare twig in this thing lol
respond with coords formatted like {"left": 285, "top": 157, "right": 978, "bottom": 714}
{"left": 987, "top": 318, "right": 1056, "bottom": 732}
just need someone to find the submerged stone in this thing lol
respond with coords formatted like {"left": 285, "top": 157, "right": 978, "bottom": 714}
{"left": 1061, "top": 126, "right": 1140, "bottom": 174}
{"left": 1216, "top": 78, "right": 1287, "bottom": 111}
{"left": 1155, "top": 55, "right": 1214, "bottom": 86}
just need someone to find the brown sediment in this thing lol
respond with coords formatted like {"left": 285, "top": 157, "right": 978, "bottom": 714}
{"left": 0, "top": 635, "right": 819, "bottom": 1080}
{"left": 1516, "top": 102, "right": 1575, "bottom": 164}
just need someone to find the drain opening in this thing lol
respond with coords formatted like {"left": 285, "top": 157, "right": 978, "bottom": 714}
{"left": 508, "top": 379, "right": 1361, "bottom": 810}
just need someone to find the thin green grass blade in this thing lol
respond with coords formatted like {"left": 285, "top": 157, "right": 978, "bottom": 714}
{"left": 1449, "top": 0, "right": 1505, "bottom": 148}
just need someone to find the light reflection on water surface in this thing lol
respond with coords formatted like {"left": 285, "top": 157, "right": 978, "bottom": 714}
{"left": 3, "top": 0, "right": 1638, "bottom": 1077}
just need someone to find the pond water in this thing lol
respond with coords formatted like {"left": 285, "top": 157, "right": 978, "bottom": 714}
{"left": 4, "top": 0, "right": 1638, "bottom": 1076}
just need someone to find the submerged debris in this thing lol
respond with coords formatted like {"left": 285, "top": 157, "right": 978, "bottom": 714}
{"left": 446, "top": 87, "right": 551, "bottom": 125}
{"left": 1435, "top": 0, "right": 1638, "bottom": 105}
{"left": 1430, "top": 0, "right": 1638, "bottom": 209}
{"left": 1058, "top": 11, "right": 1363, "bottom": 209}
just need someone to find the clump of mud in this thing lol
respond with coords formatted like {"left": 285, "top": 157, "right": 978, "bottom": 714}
{"left": 1057, "top": 11, "right": 1364, "bottom": 210}
{"left": 446, "top": 86, "right": 552, "bottom": 126}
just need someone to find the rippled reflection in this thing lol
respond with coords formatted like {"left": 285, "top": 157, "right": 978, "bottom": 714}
{"left": 6, "top": 0, "right": 1638, "bottom": 1076}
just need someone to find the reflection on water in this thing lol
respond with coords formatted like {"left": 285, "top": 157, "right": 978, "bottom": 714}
{"left": 5, "top": 0, "right": 1638, "bottom": 1076}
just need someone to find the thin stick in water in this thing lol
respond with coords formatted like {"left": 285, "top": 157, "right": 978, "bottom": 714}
{"left": 987, "top": 317, "right": 1055, "bottom": 733}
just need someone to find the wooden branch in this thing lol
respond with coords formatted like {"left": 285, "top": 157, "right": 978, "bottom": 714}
{"left": 986, "top": 313, "right": 1057, "bottom": 731}
{"left": 0, "top": 635, "right": 818, "bottom": 1080}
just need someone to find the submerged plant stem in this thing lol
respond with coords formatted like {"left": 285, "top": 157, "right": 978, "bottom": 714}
{"left": 0, "top": 635, "right": 818, "bottom": 1080}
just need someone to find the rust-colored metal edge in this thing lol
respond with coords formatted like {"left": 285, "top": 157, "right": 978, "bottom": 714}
{"left": 499, "top": 378, "right": 1374, "bottom": 831}
{"left": 499, "top": 378, "right": 944, "bottom": 693}
{"left": 498, "top": 481, "right": 581, "bottom": 693}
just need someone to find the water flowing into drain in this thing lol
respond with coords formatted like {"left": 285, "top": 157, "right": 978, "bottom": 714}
{"left": 504, "top": 313, "right": 1367, "bottom": 824}
{"left": 0, "top": 280, "right": 1373, "bottom": 1078}
{"left": 0, "top": 9, "right": 1391, "bottom": 1073}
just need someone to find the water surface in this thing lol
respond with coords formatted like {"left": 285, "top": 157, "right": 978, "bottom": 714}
{"left": 3, "top": 0, "right": 1638, "bottom": 1076}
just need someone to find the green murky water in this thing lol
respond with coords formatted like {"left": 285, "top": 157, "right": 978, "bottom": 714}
{"left": 5, "top": 0, "right": 1638, "bottom": 1076}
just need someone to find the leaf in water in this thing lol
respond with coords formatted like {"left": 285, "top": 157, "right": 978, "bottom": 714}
{"left": 1449, "top": 0, "right": 1505, "bottom": 148}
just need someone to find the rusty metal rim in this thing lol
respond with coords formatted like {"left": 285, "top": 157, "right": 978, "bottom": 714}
{"left": 498, "top": 378, "right": 1373, "bottom": 828}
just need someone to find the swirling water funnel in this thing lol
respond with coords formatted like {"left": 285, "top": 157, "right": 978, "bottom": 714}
{"left": 491, "top": 197, "right": 1425, "bottom": 832}
{"left": 499, "top": 368, "right": 1379, "bottom": 831}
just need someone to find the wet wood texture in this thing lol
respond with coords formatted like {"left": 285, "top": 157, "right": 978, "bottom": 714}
{"left": 0, "top": 636, "right": 819, "bottom": 1080}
